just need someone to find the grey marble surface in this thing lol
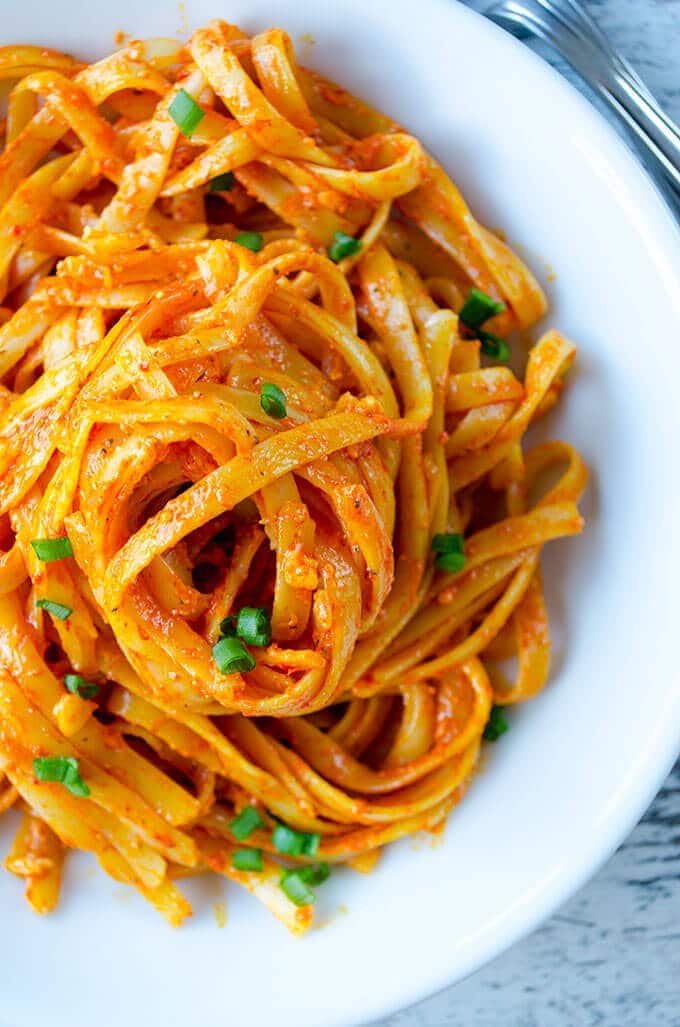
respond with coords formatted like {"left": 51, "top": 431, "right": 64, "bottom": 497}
{"left": 377, "top": 2, "right": 680, "bottom": 1025}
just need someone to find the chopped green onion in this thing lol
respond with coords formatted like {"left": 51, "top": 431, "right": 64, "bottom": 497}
{"left": 301, "top": 833, "right": 320, "bottom": 857}
{"left": 435, "top": 551, "right": 466, "bottom": 574}
{"left": 235, "top": 231, "right": 263, "bottom": 252}
{"left": 280, "top": 868, "right": 316, "bottom": 906}
{"left": 30, "top": 537, "right": 73, "bottom": 562}
{"left": 236, "top": 607, "right": 271, "bottom": 647}
{"left": 431, "top": 533, "right": 464, "bottom": 555}
{"left": 479, "top": 331, "right": 510, "bottom": 362}
{"left": 298, "top": 861, "right": 330, "bottom": 886}
{"left": 219, "top": 615, "right": 237, "bottom": 637}
{"left": 231, "top": 847, "right": 263, "bottom": 872}
{"left": 328, "top": 231, "right": 362, "bottom": 263}
{"left": 279, "top": 863, "right": 330, "bottom": 906}
{"left": 432, "top": 533, "right": 465, "bottom": 573}
{"left": 459, "top": 288, "right": 505, "bottom": 331}
{"left": 230, "top": 805, "right": 264, "bottom": 841}
{"left": 212, "top": 635, "right": 255, "bottom": 675}
{"left": 272, "top": 824, "right": 303, "bottom": 855}
{"left": 36, "top": 598, "right": 72, "bottom": 621}
{"left": 64, "top": 674, "right": 99, "bottom": 700}
{"left": 209, "top": 171, "right": 235, "bottom": 192}
{"left": 272, "top": 824, "right": 320, "bottom": 857}
{"left": 259, "top": 382, "right": 287, "bottom": 419}
{"left": 483, "top": 705, "right": 509, "bottom": 742}
{"left": 221, "top": 607, "right": 272, "bottom": 647}
{"left": 33, "top": 756, "right": 90, "bottom": 797}
{"left": 168, "top": 88, "right": 205, "bottom": 137}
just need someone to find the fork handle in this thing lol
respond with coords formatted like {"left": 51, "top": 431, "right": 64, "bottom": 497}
{"left": 488, "top": 2, "right": 680, "bottom": 196}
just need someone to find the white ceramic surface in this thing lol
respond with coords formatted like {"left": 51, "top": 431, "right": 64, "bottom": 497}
{"left": 1, "top": 2, "right": 679, "bottom": 1026}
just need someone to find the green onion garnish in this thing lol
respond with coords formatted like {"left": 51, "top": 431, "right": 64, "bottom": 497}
{"left": 33, "top": 756, "right": 90, "bottom": 797}
{"left": 280, "top": 869, "right": 315, "bottom": 906}
{"left": 220, "top": 608, "right": 272, "bottom": 647}
{"left": 483, "top": 706, "right": 509, "bottom": 742}
{"left": 299, "top": 862, "right": 330, "bottom": 886}
{"left": 30, "top": 537, "right": 73, "bottom": 562}
{"left": 259, "top": 382, "right": 287, "bottom": 419}
{"left": 231, "top": 847, "right": 263, "bottom": 872}
{"left": 302, "top": 833, "right": 321, "bottom": 857}
{"left": 272, "top": 824, "right": 320, "bottom": 857}
{"left": 328, "top": 231, "right": 362, "bottom": 263}
{"left": 272, "top": 824, "right": 303, "bottom": 855}
{"left": 459, "top": 288, "right": 506, "bottom": 331}
{"left": 279, "top": 863, "right": 330, "bottom": 906}
{"left": 168, "top": 88, "right": 205, "bottom": 137}
{"left": 209, "top": 171, "right": 235, "bottom": 192}
{"left": 36, "top": 598, "right": 72, "bottom": 621}
{"left": 435, "top": 552, "right": 466, "bottom": 573}
{"left": 212, "top": 635, "right": 255, "bottom": 675}
{"left": 235, "top": 607, "right": 271, "bottom": 647}
{"left": 431, "top": 533, "right": 466, "bottom": 573}
{"left": 219, "top": 615, "right": 237, "bottom": 637}
{"left": 235, "top": 231, "right": 263, "bottom": 253}
{"left": 64, "top": 674, "right": 99, "bottom": 700}
{"left": 230, "top": 805, "right": 264, "bottom": 841}
{"left": 479, "top": 331, "right": 510, "bottom": 362}
{"left": 431, "top": 533, "right": 464, "bottom": 555}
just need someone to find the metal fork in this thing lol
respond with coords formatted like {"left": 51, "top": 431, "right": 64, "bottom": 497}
{"left": 485, "top": 0, "right": 680, "bottom": 197}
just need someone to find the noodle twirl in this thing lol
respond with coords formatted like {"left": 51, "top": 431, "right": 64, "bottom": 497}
{"left": 0, "top": 20, "right": 587, "bottom": 933}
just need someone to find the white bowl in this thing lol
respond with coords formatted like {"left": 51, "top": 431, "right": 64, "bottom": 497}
{"left": 1, "top": 2, "right": 679, "bottom": 1025}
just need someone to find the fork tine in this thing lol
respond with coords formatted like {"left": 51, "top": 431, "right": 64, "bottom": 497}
{"left": 484, "top": 0, "right": 680, "bottom": 198}
{"left": 536, "top": 0, "right": 652, "bottom": 95}
{"left": 539, "top": 0, "right": 614, "bottom": 52}
{"left": 485, "top": 3, "right": 534, "bottom": 40}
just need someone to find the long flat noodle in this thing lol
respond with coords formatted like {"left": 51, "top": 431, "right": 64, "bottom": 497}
{"left": 0, "top": 46, "right": 169, "bottom": 210}
{"left": 14, "top": 72, "right": 123, "bottom": 180}
{"left": 197, "top": 833, "right": 313, "bottom": 936}
{"left": 0, "top": 19, "right": 586, "bottom": 933}
{"left": 0, "top": 752, "right": 168, "bottom": 892}
{"left": 234, "top": 162, "right": 356, "bottom": 245}
{"left": 97, "top": 69, "right": 206, "bottom": 234}
{"left": 297, "top": 458, "right": 392, "bottom": 633}
{"left": 251, "top": 29, "right": 318, "bottom": 134}
{"left": 259, "top": 480, "right": 316, "bottom": 642}
{"left": 5, "top": 811, "right": 64, "bottom": 913}
{"left": 0, "top": 153, "right": 77, "bottom": 295}
{"left": 102, "top": 404, "right": 407, "bottom": 610}
{"left": 265, "top": 285, "right": 400, "bottom": 417}
{"left": 302, "top": 134, "right": 426, "bottom": 202}
{"left": 0, "top": 668, "right": 197, "bottom": 868}
{"left": 190, "top": 22, "right": 334, "bottom": 167}
{"left": 358, "top": 243, "right": 433, "bottom": 428}
{"left": 276, "top": 661, "right": 490, "bottom": 796}
{"left": 98, "top": 846, "right": 192, "bottom": 928}
{"left": 0, "top": 769, "right": 18, "bottom": 813}
{"left": 0, "top": 45, "right": 82, "bottom": 80}
{"left": 161, "top": 127, "right": 261, "bottom": 196}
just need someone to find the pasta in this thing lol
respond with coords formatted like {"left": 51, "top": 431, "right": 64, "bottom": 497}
{"left": 0, "top": 20, "right": 587, "bottom": 934}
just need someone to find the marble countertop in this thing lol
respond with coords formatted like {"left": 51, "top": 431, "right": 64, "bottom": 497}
{"left": 378, "top": 2, "right": 680, "bottom": 1025}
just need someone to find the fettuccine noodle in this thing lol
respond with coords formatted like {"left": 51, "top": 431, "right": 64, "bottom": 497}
{"left": 0, "top": 20, "right": 587, "bottom": 934}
